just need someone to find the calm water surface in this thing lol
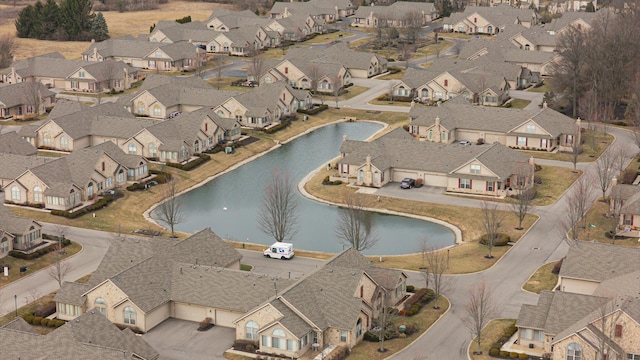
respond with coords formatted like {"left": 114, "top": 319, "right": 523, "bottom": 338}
{"left": 155, "top": 122, "right": 455, "bottom": 255}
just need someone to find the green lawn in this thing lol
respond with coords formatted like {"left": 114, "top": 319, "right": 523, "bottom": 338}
{"left": 523, "top": 262, "right": 559, "bottom": 293}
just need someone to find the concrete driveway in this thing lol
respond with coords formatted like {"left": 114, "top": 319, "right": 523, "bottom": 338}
{"left": 143, "top": 318, "right": 235, "bottom": 360}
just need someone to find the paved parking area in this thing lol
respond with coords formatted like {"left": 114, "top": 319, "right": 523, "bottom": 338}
{"left": 143, "top": 318, "right": 235, "bottom": 360}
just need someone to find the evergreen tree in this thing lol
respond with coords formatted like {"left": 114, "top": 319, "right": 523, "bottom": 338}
{"left": 40, "top": 0, "right": 61, "bottom": 40}
{"left": 32, "top": 1, "right": 45, "bottom": 39}
{"left": 59, "top": 0, "right": 94, "bottom": 41}
{"left": 15, "top": 5, "right": 37, "bottom": 38}
{"left": 91, "top": 12, "right": 109, "bottom": 41}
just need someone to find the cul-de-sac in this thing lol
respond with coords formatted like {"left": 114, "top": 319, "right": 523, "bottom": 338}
{"left": 0, "top": 0, "right": 639, "bottom": 359}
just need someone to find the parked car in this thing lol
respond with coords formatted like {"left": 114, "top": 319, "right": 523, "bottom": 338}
{"left": 459, "top": 140, "right": 471, "bottom": 146}
{"left": 400, "top": 178, "right": 416, "bottom": 189}
{"left": 168, "top": 111, "right": 181, "bottom": 119}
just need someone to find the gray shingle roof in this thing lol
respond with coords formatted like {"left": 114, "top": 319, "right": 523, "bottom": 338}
{"left": 0, "top": 131, "right": 37, "bottom": 155}
{"left": 285, "top": 42, "right": 387, "bottom": 72}
{"left": 53, "top": 281, "right": 91, "bottom": 306}
{"left": 0, "top": 53, "right": 92, "bottom": 79}
{"left": 83, "top": 37, "right": 200, "bottom": 61}
{"left": 559, "top": 241, "right": 640, "bottom": 283}
{"left": 78, "top": 140, "right": 147, "bottom": 169}
{"left": 0, "top": 153, "right": 51, "bottom": 181}
{"left": 0, "top": 81, "right": 54, "bottom": 108}
{"left": 1, "top": 317, "right": 37, "bottom": 333}
{"left": 354, "top": 1, "right": 436, "bottom": 19}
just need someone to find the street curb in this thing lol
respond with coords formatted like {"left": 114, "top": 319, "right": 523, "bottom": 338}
{"left": 0, "top": 241, "right": 84, "bottom": 290}
{"left": 383, "top": 295, "right": 451, "bottom": 360}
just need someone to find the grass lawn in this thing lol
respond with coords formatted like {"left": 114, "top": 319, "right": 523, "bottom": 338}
{"left": 36, "top": 151, "right": 67, "bottom": 157}
{"left": 469, "top": 319, "right": 516, "bottom": 360}
{"left": 303, "top": 31, "right": 355, "bottom": 44}
{"left": 522, "top": 130, "right": 614, "bottom": 163}
{"left": 581, "top": 200, "right": 640, "bottom": 246}
{"left": 304, "top": 167, "right": 537, "bottom": 274}
{"left": 522, "top": 262, "right": 559, "bottom": 293}
{"left": 340, "top": 86, "right": 368, "bottom": 100}
{"left": 205, "top": 77, "right": 254, "bottom": 92}
{"left": 506, "top": 99, "right": 531, "bottom": 109}
{"left": 414, "top": 40, "right": 452, "bottom": 58}
{"left": 0, "top": 241, "right": 81, "bottom": 288}
{"left": 528, "top": 83, "right": 549, "bottom": 93}
{"left": 368, "top": 99, "right": 411, "bottom": 107}
{"left": 376, "top": 69, "right": 406, "bottom": 80}
{"left": 440, "top": 33, "right": 473, "bottom": 40}
{"left": 529, "top": 166, "right": 582, "bottom": 206}
{"left": 420, "top": 62, "right": 433, "bottom": 68}
{"left": 0, "top": 291, "right": 57, "bottom": 333}
{"left": 347, "top": 296, "right": 449, "bottom": 360}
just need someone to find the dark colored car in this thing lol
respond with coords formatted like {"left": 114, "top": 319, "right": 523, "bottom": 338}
{"left": 400, "top": 178, "right": 416, "bottom": 189}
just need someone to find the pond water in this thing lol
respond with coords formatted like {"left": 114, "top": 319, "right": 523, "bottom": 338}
{"left": 154, "top": 121, "right": 455, "bottom": 255}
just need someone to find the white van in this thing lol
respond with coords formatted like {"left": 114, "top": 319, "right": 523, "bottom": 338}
{"left": 263, "top": 242, "right": 294, "bottom": 260}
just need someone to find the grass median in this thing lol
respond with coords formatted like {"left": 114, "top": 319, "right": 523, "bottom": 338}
{"left": 522, "top": 262, "right": 559, "bottom": 293}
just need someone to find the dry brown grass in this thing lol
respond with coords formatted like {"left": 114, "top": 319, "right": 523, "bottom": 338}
{"left": 522, "top": 262, "right": 558, "bottom": 294}
{"left": 469, "top": 319, "right": 516, "bottom": 360}
{"left": 347, "top": 296, "right": 449, "bottom": 360}
{"left": 582, "top": 200, "right": 640, "bottom": 247}
{"left": 524, "top": 130, "right": 614, "bottom": 163}
{"left": 304, "top": 167, "right": 538, "bottom": 274}
{"left": 0, "top": 241, "right": 82, "bottom": 287}
{"left": 0, "top": 1, "right": 230, "bottom": 60}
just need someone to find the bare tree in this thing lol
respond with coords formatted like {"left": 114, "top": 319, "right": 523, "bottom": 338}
{"left": 156, "top": 179, "right": 185, "bottom": 237}
{"left": 335, "top": 192, "right": 379, "bottom": 251}
{"left": 21, "top": 81, "right": 46, "bottom": 120}
{"left": 306, "top": 64, "right": 321, "bottom": 93}
{"left": 549, "top": 25, "right": 588, "bottom": 118}
{"left": 609, "top": 186, "right": 624, "bottom": 243}
{"left": 424, "top": 247, "right": 451, "bottom": 310}
{"left": 331, "top": 73, "right": 343, "bottom": 109}
{"left": 480, "top": 201, "right": 503, "bottom": 259}
{"left": 249, "top": 49, "right": 264, "bottom": 86}
{"left": 399, "top": 43, "right": 412, "bottom": 69}
{"left": 258, "top": 169, "right": 299, "bottom": 243}
{"left": 212, "top": 55, "right": 224, "bottom": 90}
{"left": 592, "top": 295, "right": 629, "bottom": 360}
{"left": 595, "top": 150, "right": 615, "bottom": 201}
{"left": 375, "top": 291, "right": 397, "bottom": 353}
{"left": 54, "top": 224, "right": 68, "bottom": 250}
{"left": 463, "top": 280, "right": 496, "bottom": 355}
{"left": 613, "top": 145, "right": 633, "bottom": 180}
{"left": 399, "top": 10, "right": 422, "bottom": 44}
{"left": 48, "top": 244, "right": 72, "bottom": 288}
{"left": 0, "top": 34, "right": 15, "bottom": 69}
{"left": 509, "top": 163, "right": 533, "bottom": 230}
{"left": 561, "top": 175, "right": 591, "bottom": 245}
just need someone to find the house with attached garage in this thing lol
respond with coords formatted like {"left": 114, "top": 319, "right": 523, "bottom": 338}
{"left": 0, "top": 131, "right": 37, "bottom": 156}
{"left": 0, "top": 311, "right": 159, "bottom": 359}
{"left": 258, "top": 57, "right": 351, "bottom": 94}
{"left": 53, "top": 228, "right": 292, "bottom": 331}
{"left": 82, "top": 37, "right": 206, "bottom": 72}
{"left": 0, "top": 204, "right": 43, "bottom": 258}
{"left": 213, "top": 81, "right": 312, "bottom": 129}
{"left": 513, "top": 241, "right": 640, "bottom": 359}
{"left": 336, "top": 127, "right": 535, "bottom": 197}
{"left": 3, "top": 142, "right": 148, "bottom": 210}
{"left": 0, "top": 153, "right": 51, "bottom": 188}
{"left": 351, "top": 1, "right": 438, "bottom": 28}
{"left": 234, "top": 247, "right": 408, "bottom": 358}
{"left": 407, "top": 96, "right": 581, "bottom": 152}
{"left": 270, "top": 0, "right": 355, "bottom": 22}
{"left": 442, "top": 4, "right": 539, "bottom": 34}
{"left": 0, "top": 81, "right": 55, "bottom": 119}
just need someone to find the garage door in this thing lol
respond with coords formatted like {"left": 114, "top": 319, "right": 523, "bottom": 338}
{"left": 216, "top": 310, "right": 243, "bottom": 328}
{"left": 393, "top": 170, "right": 419, "bottom": 183}
{"left": 174, "top": 303, "right": 206, "bottom": 323}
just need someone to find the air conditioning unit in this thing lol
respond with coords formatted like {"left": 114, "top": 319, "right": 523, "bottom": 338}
{"left": 529, "top": 343, "right": 535, "bottom": 349}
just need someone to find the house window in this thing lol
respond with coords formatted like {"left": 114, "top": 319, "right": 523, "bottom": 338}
{"left": 194, "top": 140, "right": 200, "bottom": 153}
{"left": 534, "top": 330, "right": 543, "bottom": 342}
{"left": 470, "top": 164, "right": 481, "bottom": 174}
{"left": 11, "top": 186, "right": 20, "bottom": 201}
{"left": 136, "top": 102, "right": 145, "bottom": 114}
{"left": 526, "top": 124, "right": 536, "bottom": 133}
{"left": 124, "top": 306, "right": 136, "bottom": 325}
{"left": 245, "top": 321, "right": 259, "bottom": 340}
{"left": 356, "top": 318, "right": 363, "bottom": 337}
{"left": 441, "top": 132, "right": 446, "bottom": 141}
{"left": 87, "top": 182, "right": 94, "bottom": 197}
{"left": 71, "top": 81, "right": 79, "bottom": 89}
{"left": 95, "top": 298, "right": 107, "bottom": 316}
{"left": 428, "top": 130, "right": 433, "bottom": 140}
{"left": 149, "top": 143, "right": 157, "bottom": 157}
{"left": 517, "top": 137, "right": 527, "bottom": 147}
{"left": 358, "top": 169, "right": 364, "bottom": 182}
{"left": 567, "top": 343, "right": 582, "bottom": 360}
{"left": 1, "top": 237, "right": 8, "bottom": 253}
{"left": 615, "top": 324, "right": 622, "bottom": 337}
{"left": 262, "top": 335, "right": 271, "bottom": 347}
{"left": 566, "top": 134, "right": 574, "bottom": 144}
{"left": 118, "top": 169, "right": 125, "bottom": 183}
{"left": 60, "top": 136, "right": 68, "bottom": 149}
{"left": 287, "top": 339, "right": 297, "bottom": 351}
{"left": 340, "top": 330, "right": 347, "bottom": 342}
{"left": 106, "top": 177, "right": 113, "bottom": 188}
{"left": 627, "top": 354, "right": 640, "bottom": 360}
{"left": 434, "top": 92, "right": 443, "bottom": 100}
{"left": 272, "top": 328, "right": 286, "bottom": 350}
{"left": 264, "top": 76, "right": 272, "bottom": 84}
{"left": 487, "top": 182, "right": 494, "bottom": 192}
{"left": 128, "top": 143, "right": 137, "bottom": 154}
{"left": 33, "top": 186, "right": 43, "bottom": 203}
{"left": 43, "top": 131, "right": 51, "bottom": 146}
{"left": 444, "top": 79, "right": 448, "bottom": 87}
{"left": 153, "top": 105, "right": 161, "bottom": 116}
{"left": 154, "top": 51, "right": 162, "bottom": 57}
{"left": 524, "top": 44, "right": 531, "bottom": 50}
{"left": 374, "top": 171, "right": 380, "bottom": 183}
{"left": 487, "top": 25, "right": 493, "bottom": 33}
{"left": 624, "top": 215, "right": 633, "bottom": 226}
{"left": 460, "top": 178, "right": 471, "bottom": 189}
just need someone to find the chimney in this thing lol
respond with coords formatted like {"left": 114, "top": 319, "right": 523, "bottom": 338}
{"left": 366, "top": 154, "right": 371, "bottom": 167}
{"left": 435, "top": 116, "right": 440, "bottom": 127}
{"left": 611, "top": 177, "right": 618, "bottom": 188}
{"left": 93, "top": 46, "right": 98, "bottom": 61}
{"left": 342, "top": 134, "right": 348, "bottom": 142}
{"left": 542, "top": 101, "right": 547, "bottom": 108}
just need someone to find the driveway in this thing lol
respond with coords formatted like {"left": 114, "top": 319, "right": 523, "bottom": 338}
{"left": 143, "top": 318, "right": 235, "bottom": 360}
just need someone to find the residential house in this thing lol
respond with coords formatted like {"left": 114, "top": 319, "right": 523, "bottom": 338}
{"left": 0, "top": 204, "right": 42, "bottom": 257}
{"left": 3, "top": 142, "right": 148, "bottom": 210}
{"left": 0, "top": 312, "right": 159, "bottom": 359}
{"left": 442, "top": 4, "right": 539, "bottom": 34}
{"left": 607, "top": 180, "right": 640, "bottom": 237}
{"left": 336, "top": 127, "right": 534, "bottom": 197}
{"left": 259, "top": 58, "right": 351, "bottom": 93}
{"left": 0, "top": 53, "right": 137, "bottom": 92}
{"left": 0, "top": 153, "right": 50, "bottom": 188}
{"left": 206, "top": 8, "right": 266, "bottom": 30}
{"left": 393, "top": 58, "right": 514, "bottom": 106}
{"left": 82, "top": 37, "right": 206, "bottom": 72}
{"left": 270, "top": 0, "right": 356, "bottom": 22}
{"left": 53, "top": 228, "right": 275, "bottom": 330}
{"left": 0, "top": 81, "right": 55, "bottom": 119}
{"left": 276, "top": 13, "right": 327, "bottom": 41}
{"left": 0, "top": 131, "right": 37, "bottom": 156}
{"left": 213, "top": 82, "right": 313, "bottom": 129}
{"left": 407, "top": 97, "right": 581, "bottom": 152}
{"left": 351, "top": 1, "right": 438, "bottom": 28}
{"left": 514, "top": 241, "right": 640, "bottom": 359}
{"left": 234, "top": 247, "right": 407, "bottom": 358}
{"left": 122, "top": 74, "right": 239, "bottom": 119}
{"left": 149, "top": 21, "right": 221, "bottom": 52}
{"left": 549, "top": 0, "right": 598, "bottom": 13}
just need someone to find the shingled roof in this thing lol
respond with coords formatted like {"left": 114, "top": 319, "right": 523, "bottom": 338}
{"left": 559, "top": 241, "right": 640, "bottom": 283}
{"left": 0, "top": 81, "right": 55, "bottom": 109}
{"left": 0, "top": 131, "right": 37, "bottom": 156}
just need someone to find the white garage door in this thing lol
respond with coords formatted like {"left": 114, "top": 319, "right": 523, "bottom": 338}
{"left": 216, "top": 310, "right": 243, "bottom": 328}
{"left": 393, "top": 170, "right": 419, "bottom": 183}
{"left": 174, "top": 303, "right": 207, "bottom": 323}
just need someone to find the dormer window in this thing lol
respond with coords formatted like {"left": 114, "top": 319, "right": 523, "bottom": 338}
{"left": 474, "top": 17, "right": 477, "bottom": 23}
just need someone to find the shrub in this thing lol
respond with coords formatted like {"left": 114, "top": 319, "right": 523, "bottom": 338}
{"left": 23, "top": 315, "right": 34, "bottom": 324}
{"left": 10, "top": 240, "right": 71, "bottom": 260}
{"left": 403, "top": 323, "right": 418, "bottom": 336}
{"left": 480, "top": 233, "right": 511, "bottom": 246}
{"left": 406, "top": 304, "right": 420, "bottom": 316}
{"left": 166, "top": 154, "right": 211, "bottom": 171}
{"left": 404, "top": 288, "right": 428, "bottom": 309}
{"left": 510, "top": 352, "right": 519, "bottom": 359}
{"left": 552, "top": 258, "right": 564, "bottom": 275}
{"left": 504, "top": 323, "right": 517, "bottom": 338}
{"left": 297, "top": 104, "right": 328, "bottom": 115}
{"left": 519, "top": 353, "right": 529, "bottom": 360}
{"left": 34, "top": 302, "right": 56, "bottom": 318}
{"left": 51, "top": 195, "right": 114, "bottom": 218}
{"left": 500, "top": 351, "right": 510, "bottom": 357}
{"left": 127, "top": 182, "right": 146, "bottom": 191}
{"left": 621, "top": 169, "right": 637, "bottom": 184}
{"left": 387, "top": 66, "right": 402, "bottom": 74}
{"left": 503, "top": 102, "right": 513, "bottom": 108}
{"left": 477, "top": 138, "right": 484, "bottom": 145}
{"left": 406, "top": 285, "right": 415, "bottom": 292}
{"left": 534, "top": 164, "right": 543, "bottom": 172}
{"left": 363, "top": 330, "right": 379, "bottom": 342}
{"left": 489, "top": 347, "right": 500, "bottom": 356}
{"left": 31, "top": 316, "right": 43, "bottom": 325}
{"left": 51, "top": 319, "right": 65, "bottom": 327}
{"left": 263, "top": 119, "right": 292, "bottom": 134}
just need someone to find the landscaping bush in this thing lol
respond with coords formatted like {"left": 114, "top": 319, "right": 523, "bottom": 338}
{"left": 480, "top": 233, "right": 511, "bottom": 246}
{"left": 23, "top": 315, "right": 34, "bottom": 324}
{"left": 51, "top": 319, "right": 65, "bottom": 327}
{"left": 511, "top": 189, "right": 536, "bottom": 201}
{"left": 406, "top": 304, "right": 420, "bottom": 316}
{"left": 387, "top": 66, "right": 402, "bottom": 74}
{"left": 510, "top": 352, "right": 519, "bottom": 358}
{"left": 40, "top": 318, "right": 50, "bottom": 326}
{"left": 166, "top": 154, "right": 211, "bottom": 171}
{"left": 403, "top": 323, "right": 418, "bottom": 336}
{"left": 114, "top": 323, "right": 144, "bottom": 334}
{"left": 489, "top": 347, "right": 500, "bottom": 357}
{"left": 263, "top": 119, "right": 292, "bottom": 134}
{"left": 10, "top": 239, "right": 72, "bottom": 261}
{"left": 406, "top": 285, "right": 415, "bottom": 292}
{"left": 519, "top": 353, "right": 529, "bottom": 360}
{"left": 552, "top": 258, "right": 564, "bottom": 275}
{"left": 31, "top": 316, "right": 43, "bottom": 325}
{"left": 297, "top": 104, "right": 328, "bottom": 115}
{"left": 534, "top": 164, "right": 542, "bottom": 171}
{"left": 404, "top": 288, "right": 428, "bottom": 309}
{"left": 363, "top": 330, "right": 380, "bottom": 342}
{"left": 504, "top": 323, "right": 517, "bottom": 338}
{"left": 127, "top": 182, "right": 146, "bottom": 191}
{"left": 328, "top": 346, "right": 349, "bottom": 360}
{"left": 34, "top": 302, "right": 56, "bottom": 318}
{"left": 51, "top": 195, "right": 114, "bottom": 219}
{"left": 500, "top": 351, "right": 510, "bottom": 357}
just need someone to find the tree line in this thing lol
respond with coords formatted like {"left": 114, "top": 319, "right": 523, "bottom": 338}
{"left": 15, "top": 0, "right": 109, "bottom": 41}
